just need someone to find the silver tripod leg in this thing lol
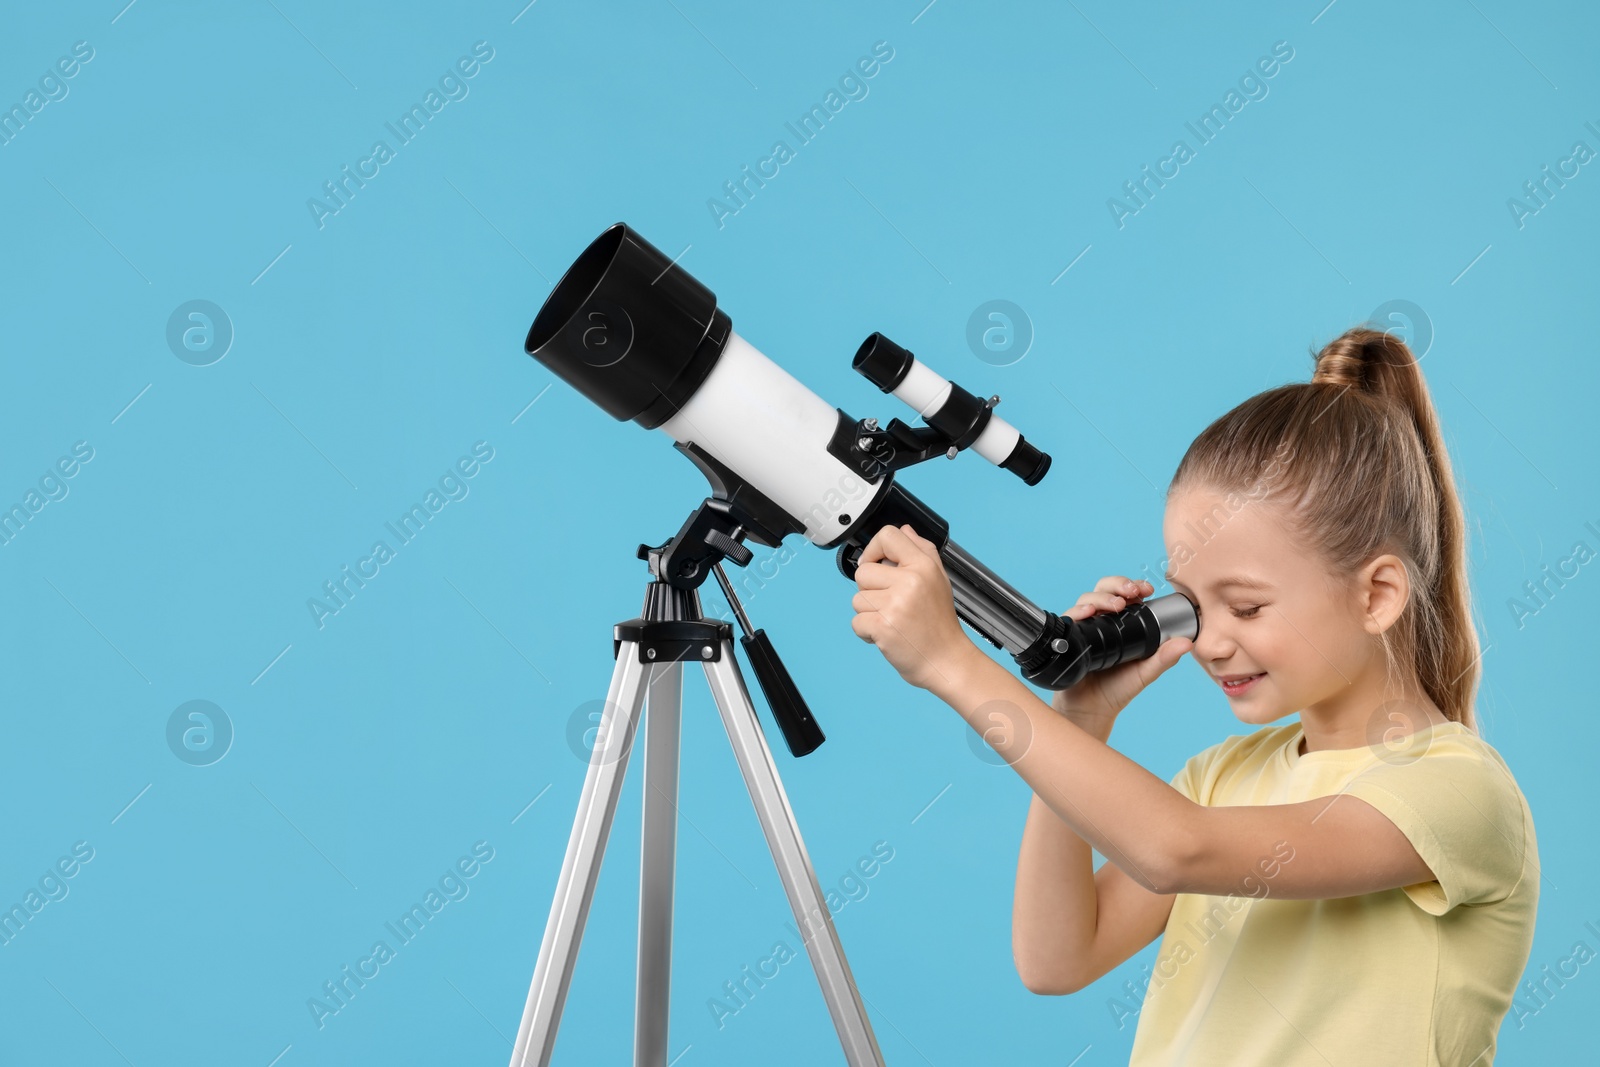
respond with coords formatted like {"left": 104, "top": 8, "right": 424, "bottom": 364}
{"left": 510, "top": 634, "right": 886, "bottom": 1067}
{"left": 509, "top": 644, "right": 651, "bottom": 1067}
{"left": 702, "top": 636, "right": 886, "bottom": 1067}
{"left": 635, "top": 659, "right": 682, "bottom": 1066}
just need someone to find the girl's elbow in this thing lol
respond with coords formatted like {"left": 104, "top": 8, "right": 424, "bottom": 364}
{"left": 1013, "top": 940, "right": 1089, "bottom": 996}
{"left": 1017, "top": 962, "right": 1087, "bottom": 996}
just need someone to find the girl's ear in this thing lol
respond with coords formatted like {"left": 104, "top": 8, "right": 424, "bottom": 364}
{"left": 1358, "top": 553, "right": 1411, "bottom": 634}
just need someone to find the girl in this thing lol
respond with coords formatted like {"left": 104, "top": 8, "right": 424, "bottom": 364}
{"left": 848, "top": 326, "right": 1539, "bottom": 1065}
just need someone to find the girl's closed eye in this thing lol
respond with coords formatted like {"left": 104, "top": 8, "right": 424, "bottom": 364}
{"left": 1231, "top": 604, "right": 1263, "bottom": 619}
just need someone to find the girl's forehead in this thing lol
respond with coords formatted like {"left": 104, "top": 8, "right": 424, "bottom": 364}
{"left": 1162, "top": 487, "right": 1304, "bottom": 584}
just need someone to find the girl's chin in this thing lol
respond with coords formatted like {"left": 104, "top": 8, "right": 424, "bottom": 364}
{"left": 1231, "top": 702, "right": 1288, "bottom": 725}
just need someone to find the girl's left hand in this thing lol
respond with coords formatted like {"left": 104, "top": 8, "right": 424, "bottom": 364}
{"left": 849, "top": 524, "right": 976, "bottom": 691}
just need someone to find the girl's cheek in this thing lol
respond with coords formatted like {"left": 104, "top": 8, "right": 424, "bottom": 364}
{"left": 1251, "top": 627, "right": 1293, "bottom": 671}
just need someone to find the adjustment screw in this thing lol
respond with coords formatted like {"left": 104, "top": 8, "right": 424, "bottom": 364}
{"left": 989, "top": 394, "right": 1001, "bottom": 407}
{"left": 946, "top": 446, "right": 958, "bottom": 459}
{"left": 857, "top": 437, "right": 874, "bottom": 451}
{"left": 864, "top": 417, "right": 879, "bottom": 430}
{"left": 701, "top": 645, "right": 714, "bottom": 659}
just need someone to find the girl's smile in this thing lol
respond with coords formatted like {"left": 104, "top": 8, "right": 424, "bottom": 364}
{"left": 1217, "top": 671, "right": 1266, "bottom": 696}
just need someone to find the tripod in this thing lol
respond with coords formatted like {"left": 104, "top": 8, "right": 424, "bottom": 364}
{"left": 509, "top": 535, "right": 887, "bottom": 1067}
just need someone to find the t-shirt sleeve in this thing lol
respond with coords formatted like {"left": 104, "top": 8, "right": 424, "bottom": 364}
{"left": 1169, "top": 755, "right": 1200, "bottom": 802}
{"left": 1169, "top": 739, "right": 1230, "bottom": 805}
{"left": 1341, "top": 746, "right": 1529, "bottom": 915}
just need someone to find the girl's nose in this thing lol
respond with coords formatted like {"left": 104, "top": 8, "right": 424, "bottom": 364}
{"left": 1191, "top": 615, "right": 1234, "bottom": 663}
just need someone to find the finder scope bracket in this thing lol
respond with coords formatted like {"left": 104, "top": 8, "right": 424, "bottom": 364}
{"left": 824, "top": 331, "right": 1052, "bottom": 487}
{"left": 825, "top": 404, "right": 1000, "bottom": 481}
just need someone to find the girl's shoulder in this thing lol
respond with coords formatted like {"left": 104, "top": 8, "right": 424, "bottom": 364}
{"left": 1170, "top": 722, "right": 1299, "bottom": 802}
{"left": 1191, "top": 721, "right": 1299, "bottom": 769}
{"left": 1384, "top": 721, "right": 1532, "bottom": 804}
{"left": 1378, "top": 722, "right": 1536, "bottom": 825}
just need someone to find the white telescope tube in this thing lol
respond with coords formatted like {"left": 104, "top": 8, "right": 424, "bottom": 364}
{"left": 657, "top": 332, "right": 884, "bottom": 546}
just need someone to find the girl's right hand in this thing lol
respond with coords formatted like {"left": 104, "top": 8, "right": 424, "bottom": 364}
{"left": 1049, "top": 575, "right": 1194, "bottom": 738}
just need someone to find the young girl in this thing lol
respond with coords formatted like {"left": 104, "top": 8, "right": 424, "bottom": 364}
{"left": 848, "top": 326, "right": 1539, "bottom": 1065}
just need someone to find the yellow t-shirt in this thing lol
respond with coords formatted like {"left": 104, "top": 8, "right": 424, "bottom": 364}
{"left": 1126, "top": 719, "right": 1539, "bottom": 1066}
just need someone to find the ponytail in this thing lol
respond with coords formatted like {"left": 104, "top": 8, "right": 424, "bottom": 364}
{"left": 1172, "top": 326, "right": 1480, "bottom": 730}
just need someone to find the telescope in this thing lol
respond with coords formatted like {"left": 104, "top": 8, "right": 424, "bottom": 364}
{"left": 524, "top": 223, "right": 1199, "bottom": 756}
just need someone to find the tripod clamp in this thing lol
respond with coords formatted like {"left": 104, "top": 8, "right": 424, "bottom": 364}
{"left": 634, "top": 496, "right": 824, "bottom": 757}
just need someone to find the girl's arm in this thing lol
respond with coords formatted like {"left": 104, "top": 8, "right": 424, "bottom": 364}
{"left": 1012, "top": 711, "right": 1177, "bottom": 995}
{"left": 940, "top": 646, "right": 1436, "bottom": 902}
{"left": 939, "top": 648, "right": 1203, "bottom": 895}
{"left": 850, "top": 525, "right": 1435, "bottom": 907}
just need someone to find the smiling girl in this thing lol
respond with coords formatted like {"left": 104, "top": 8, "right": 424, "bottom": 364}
{"left": 848, "top": 326, "right": 1538, "bottom": 1065}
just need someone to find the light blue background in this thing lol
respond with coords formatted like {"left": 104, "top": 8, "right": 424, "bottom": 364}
{"left": 1, "top": 1, "right": 1595, "bottom": 1064}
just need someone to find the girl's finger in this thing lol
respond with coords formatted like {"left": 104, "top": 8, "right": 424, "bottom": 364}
{"left": 1093, "top": 575, "right": 1135, "bottom": 594}
{"left": 853, "top": 560, "right": 901, "bottom": 590}
{"left": 900, "top": 525, "right": 942, "bottom": 564}
{"left": 1075, "top": 590, "right": 1129, "bottom": 612}
{"left": 859, "top": 524, "right": 916, "bottom": 567}
{"left": 1094, "top": 575, "right": 1151, "bottom": 600}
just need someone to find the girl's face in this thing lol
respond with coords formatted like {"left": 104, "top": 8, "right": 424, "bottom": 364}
{"left": 1162, "top": 486, "right": 1378, "bottom": 725}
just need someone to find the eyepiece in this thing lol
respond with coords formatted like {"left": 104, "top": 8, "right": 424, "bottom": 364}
{"left": 852, "top": 332, "right": 915, "bottom": 393}
{"left": 1018, "top": 591, "right": 1199, "bottom": 689}
{"left": 1000, "top": 436, "right": 1051, "bottom": 486}
{"left": 1145, "top": 591, "right": 1200, "bottom": 643}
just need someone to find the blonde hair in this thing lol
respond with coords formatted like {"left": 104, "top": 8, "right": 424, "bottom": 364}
{"left": 1169, "top": 326, "right": 1479, "bottom": 731}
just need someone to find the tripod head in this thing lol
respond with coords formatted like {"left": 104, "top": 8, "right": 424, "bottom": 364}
{"left": 630, "top": 501, "right": 822, "bottom": 757}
